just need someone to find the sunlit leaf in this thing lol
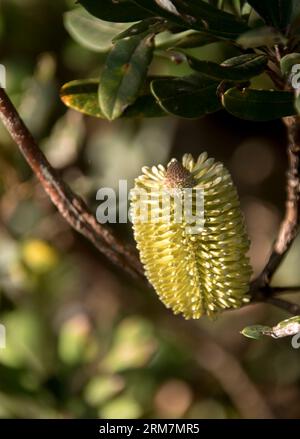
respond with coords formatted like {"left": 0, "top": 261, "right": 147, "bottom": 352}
{"left": 64, "top": 8, "right": 128, "bottom": 52}
{"left": 60, "top": 79, "right": 166, "bottom": 119}
{"left": 241, "top": 325, "right": 271, "bottom": 340}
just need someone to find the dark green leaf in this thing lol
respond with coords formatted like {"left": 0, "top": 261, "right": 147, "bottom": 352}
{"left": 247, "top": 0, "right": 292, "bottom": 30}
{"left": 98, "top": 33, "right": 154, "bottom": 120}
{"left": 60, "top": 79, "right": 165, "bottom": 118}
{"left": 237, "top": 26, "right": 286, "bottom": 48}
{"left": 113, "top": 18, "right": 169, "bottom": 42}
{"left": 222, "top": 87, "right": 296, "bottom": 120}
{"left": 78, "top": 0, "right": 151, "bottom": 22}
{"left": 64, "top": 8, "right": 128, "bottom": 52}
{"left": 151, "top": 74, "right": 221, "bottom": 118}
{"left": 170, "top": 31, "right": 218, "bottom": 48}
{"left": 132, "top": 0, "right": 249, "bottom": 39}
{"left": 187, "top": 54, "right": 268, "bottom": 81}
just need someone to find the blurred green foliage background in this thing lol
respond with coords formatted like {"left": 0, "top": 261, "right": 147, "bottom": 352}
{"left": 0, "top": 0, "right": 300, "bottom": 419}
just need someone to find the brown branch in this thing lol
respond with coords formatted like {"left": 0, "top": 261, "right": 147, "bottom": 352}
{"left": 271, "top": 286, "right": 300, "bottom": 294}
{"left": 266, "top": 297, "right": 300, "bottom": 315}
{"left": 251, "top": 116, "right": 300, "bottom": 310}
{"left": 0, "top": 88, "right": 144, "bottom": 282}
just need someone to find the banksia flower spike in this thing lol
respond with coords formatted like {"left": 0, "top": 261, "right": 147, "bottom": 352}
{"left": 130, "top": 153, "right": 252, "bottom": 319}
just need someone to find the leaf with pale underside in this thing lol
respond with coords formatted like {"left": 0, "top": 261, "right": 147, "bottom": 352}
{"left": 64, "top": 8, "right": 128, "bottom": 52}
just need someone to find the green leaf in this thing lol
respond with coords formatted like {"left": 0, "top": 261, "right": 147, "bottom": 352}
{"left": 113, "top": 17, "right": 169, "bottom": 42}
{"left": 151, "top": 74, "right": 221, "bottom": 118}
{"left": 247, "top": 0, "right": 293, "bottom": 30}
{"left": 60, "top": 79, "right": 165, "bottom": 119}
{"left": 170, "top": 31, "right": 218, "bottom": 48}
{"left": 237, "top": 26, "right": 286, "bottom": 48}
{"left": 241, "top": 325, "right": 271, "bottom": 340}
{"left": 98, "top": 33, "right": 154, "bottom": 120}
{"left": 64, "top": 8, "right": 128, "bottom": 52}
{"left": 78, "top": 0, "right": 151, "bottom": 22}
{"left": 61, "top": 80, "right": 104, "bottom": 118}
{"left": 280, "top": 53, "right": 300, "bottom": 77}
{"left": 241, "top": 316, "right": 300, "bottom": 340}
{"left": 187, "top": 54, "right": 268, "bottom": 81}
{"left": 132, "top": 0, "right": 249, "bottom": 39}
{"left": 222, "top": 87, "right": 296, "bottom": 121}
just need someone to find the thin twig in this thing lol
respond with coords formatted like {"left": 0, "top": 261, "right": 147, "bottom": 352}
{"left": 267, "top": 297, "right": 300, "bottom": 315}
{"left": 0, "top": 88, "right": 144, "bottom": 282}
{"left": 271, "top": 286, "right": 300, "bottom": 295}
{"left": 253, "top": 116, "right": 300, "bottom": 295}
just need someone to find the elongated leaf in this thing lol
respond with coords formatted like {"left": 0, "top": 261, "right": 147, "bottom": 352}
{"left": 247, "top": 0, "right": 292, "bottom": 30}
{"left": 170, "top": 31, "right": 218, "bottom": 48}
{"left": 64, "top": 8, "right": 128, "bottom": 52}
{"left": 78, "top": 0, "right": 150, "bottom": 22}
{"left": 237, "top": 26, "right": 285, "bottom": 48}
{"left": 132, "top": 0, "right": 249, "bottom": 39}
{"left": 113, "top": 18, "right": 169, "bottom": 42}
{"left": 99, "top": 33, "right": 154, "bottom": 120}
{"left": 222, "top": 87, "right": 296, "bottom": 121}
{"left": 60, "top": 79, "right": 165, "bottom": 118}
{"left": 151, "top": 74, "right": 221, "bottom": 118}
{"left": 241, "top": 325, "right": 271, "bottom": 340}
{"left": 187, "top": 54, "right": 268, "bottom": 81}
{"left": 155, "top": 30, "right": 218, "bottom": 50}
{"left": 242, "top": 316, "right": 300, "bottom": 340}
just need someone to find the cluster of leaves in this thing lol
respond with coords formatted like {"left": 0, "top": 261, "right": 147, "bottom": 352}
{"left": 62, "top": 0, "right": 300, "bottom": 121}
